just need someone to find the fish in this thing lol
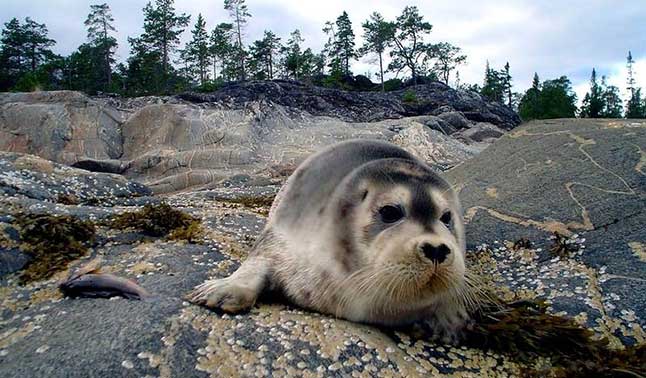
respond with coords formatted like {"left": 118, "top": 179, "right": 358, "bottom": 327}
{"left": 59, "top": 258, "right": 152, "bottom": 301}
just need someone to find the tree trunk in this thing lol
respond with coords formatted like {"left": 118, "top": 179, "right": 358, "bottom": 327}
{"left": 379, "top": 52, "right": 384, "bottom": 92}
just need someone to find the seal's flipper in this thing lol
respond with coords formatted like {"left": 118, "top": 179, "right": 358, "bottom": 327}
{"left": 188, "top": 256, "right": 270, "bottom": 313}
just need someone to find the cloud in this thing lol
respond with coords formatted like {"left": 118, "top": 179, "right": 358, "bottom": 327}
{"left": 1, "top": 0, "right": 645, "bottom": 100}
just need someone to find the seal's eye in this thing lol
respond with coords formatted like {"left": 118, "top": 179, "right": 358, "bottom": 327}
{"left": 440, "top": 211, "right": 452, "bottom": 227}
{"left": 379, "top": 205, "right": 404, "bottom": 223}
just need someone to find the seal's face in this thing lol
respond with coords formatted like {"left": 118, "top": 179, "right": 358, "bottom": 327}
{"left": 337, "top": 161, "right": 466, "bottom": 321}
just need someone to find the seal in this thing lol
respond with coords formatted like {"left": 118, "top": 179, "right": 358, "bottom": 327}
{"left": 189, "top": 139, "right": 472, "bottom": 340}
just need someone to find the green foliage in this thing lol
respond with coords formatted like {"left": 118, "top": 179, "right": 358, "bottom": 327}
{"left": 360, "top": 12, "right": 394, "bottom": 92}
{"left": 128, "top": 0, "right": 189, "bottom": 94}
{"left": 580, "top": 69, "right": 605, "bottom": 118}
{"left": 480, "top": 61, "right": 507, "bottom": 104}
{"left": 402, "top": 89, "right": 417, "bottom": 103}
{"left": 428, "top": 42, "right": 466, "bottom": 85}
{"left": 224, "top": 0, "right": 251, "bottom": 80}
{"left": 209, "top": 23, "right": 234, "bottom": 81}
{"left": 183, "top": 14, "right": 211, "bottom": 86}
{"left": 333, "top": 11, "right": 356, "bottom": 76}
{"left": 519, "top": 74, "right": 578, "bottom": 121}
{"left": 388, "top": 6, "right": 433, "bottom": 84}
{"left": 0, "top": 17, "right": 57, "bottom": 91}
{"left": 383, "top": 78, "right": 403, "bottom": 92}
{"left": 15, "top": 213, "right": 96, "bottom": 284}
{"left": 248, "top": 30, "right": 281, "bottom": 80}
{"left": 626, "top": 88, "right": 645, "bottom": 118}
{"left": 84, "top": 3, "right": 117, "bottom": 91}
{"left": 625, "top": 51, "right": 645, "bottom": 118}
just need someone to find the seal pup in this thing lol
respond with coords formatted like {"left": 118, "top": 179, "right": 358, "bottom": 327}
{"left": 190, "top": 139, "right": 472, "bottom": 341}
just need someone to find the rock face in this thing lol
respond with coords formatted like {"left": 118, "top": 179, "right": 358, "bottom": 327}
{"left": 444, "top": 118, "right": 646, "bottom": 338}
{"left": 0, "top": 119, "right": 644, "bottom": 378}
{"left": 0, "top": 82, "right": 519, "bottom": 193}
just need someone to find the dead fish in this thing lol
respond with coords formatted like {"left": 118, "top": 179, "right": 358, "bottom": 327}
{"left": 59, "top": 258, "right": 152, "bottom": 301}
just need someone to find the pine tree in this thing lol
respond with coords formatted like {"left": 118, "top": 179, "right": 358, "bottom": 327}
{"left": 209, "top": 23, "right": 233, "bottom": 81}
{"left": 389, "top": 6, "right": 433, "bottom": 84}
{"left": 518, "top": 73, "right": 542, "bottom": 120}
{"left": 84, "top": 3, "right": 117, "bottom": 88}
{"left": 428, "top": 42, "right": 466, "bottom": 86}
{"left": 248, "top": 31, "right": 281, "bottom": 80}
{"left": 360, "top": 12, "right": 394, "bottom": 92}
{"left": 283, "top": 29, "right": 304, "bottom": 79}
{"left": 141, "top": 0, "right": 190, "bottom": 81}
{"left": 600, "top": 76, "right": 623, "bottom": 118}
{"left": 224, "top": 0, "right": 251, "bottom": 81}
{"left": 625, "top": 51, "right": 645, "bottom": 118}
{"left": 481, "top": 61, "right": 505, "bottom": 103}
{"left": 184, "top": 14, "right": 211, "bottom": 86}
{"left": 0, "top": 17, "right": 56, "bottom": 91}
{"left": 580, "top": 68, "right": 604, "bottom": 118}
{"left": 503, "top": 62, "right": 513, "bottom": 107}
{"left": 333, "top": 11, "right": 356, "bottom": 76}
{"left": 519, "top": 74, "right": 577, "bottom": 121}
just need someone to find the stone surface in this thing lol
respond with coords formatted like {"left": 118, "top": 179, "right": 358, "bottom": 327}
{"left": 1, "top": 82, "right": 520, "bottom": 194}
{"left": 0, "top": 119, "right": 644, "bottom": 377}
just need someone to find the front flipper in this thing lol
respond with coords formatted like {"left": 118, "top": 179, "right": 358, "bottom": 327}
{"left": 188, "top": 257, "right": 270, "bottom": 313}
{"left": 426, "top": 301, "right": 470, "bottom": 345}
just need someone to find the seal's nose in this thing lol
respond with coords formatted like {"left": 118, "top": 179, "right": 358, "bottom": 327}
{"left": 420, "top": 243, "right": 450, "bottom": 264}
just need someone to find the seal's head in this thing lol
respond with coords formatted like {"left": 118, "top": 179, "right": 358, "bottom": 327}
{"left": 329, "top": 158, "right": 467, "bottom": 326}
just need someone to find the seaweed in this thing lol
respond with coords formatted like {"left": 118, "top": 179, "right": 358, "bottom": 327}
{"left": 513, "top": 237, "right": 532, "bottom": 251}
{"left": 219, "top": 195, "right": 276, "bottom": 216}
{"left": 465, "top": 298, "right": 646, "bottom": 378}
{"left": 14, "top": 213, "right": 96, "bottom": 284}
{"left": 549, "top": 231, "right": 579, "bottom": 257}
{"left": 110, "top": 203, "right": 203, "bottom": 242}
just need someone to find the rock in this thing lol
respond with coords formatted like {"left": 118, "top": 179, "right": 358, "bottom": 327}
{"left": 2, "top": 85, "right": 501, "bottom": 193}
{"left": 0, "top": 119, "right": 644, "bottom": 378}
{"left": 445, "top": 118, "right": 646, "bottom": 344}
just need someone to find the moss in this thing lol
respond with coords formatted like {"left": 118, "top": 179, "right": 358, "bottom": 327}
{"left": 402, "top": 89, "right": 418, "bottom": 104}
{"left": 465, "top": 298, "right": 646, "bottom": 378}
{"left": 110, "top": 203, "right": 203, "bottom": 243}
{"left": 14, "top": 213, "right": 96, "bottom": 284}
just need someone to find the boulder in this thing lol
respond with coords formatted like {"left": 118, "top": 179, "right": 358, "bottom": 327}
{"left": 0, "top": 119, "right": 643, "bottom": 377}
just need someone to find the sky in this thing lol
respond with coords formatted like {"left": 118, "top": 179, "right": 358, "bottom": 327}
{"left": 1, "top": 0, "right": 645, "bottom": 103}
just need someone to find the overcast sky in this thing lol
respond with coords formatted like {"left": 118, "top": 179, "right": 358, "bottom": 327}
{"left": 1, "top": 0, "right": 645, "bottom": 103}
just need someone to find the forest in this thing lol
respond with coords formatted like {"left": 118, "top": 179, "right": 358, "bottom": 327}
{"left": 1, "top": 0, "right": 644, "bottom": 121}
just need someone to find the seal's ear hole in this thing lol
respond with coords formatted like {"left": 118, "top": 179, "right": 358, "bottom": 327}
{"left": 379, "top": 205, "right": 404, "bottom": 224}
{"left": 361, "top": 190, "right": 369, "bottom": 201}
{"left": 440, "top": 211, "right": 452, "bottom": 227}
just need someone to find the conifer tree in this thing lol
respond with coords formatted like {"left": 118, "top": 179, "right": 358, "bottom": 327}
{"left": 580, "top": 68, "right": 605, "bottom": 118}
{"left": 333, "top": 11, "right": 356, "bottom": 76}
{"left": 503, "top": 62, "right": 513, "bottom": 107}
{"left": 428, "top": 42, "right": 466, "bottom": 86}
{"left": 283, "top": 29, "right": 304, "bottom": 79}
{"left": 84, "top": 3, "right": 117, "bottom": 88}
{"left": 141, "top": 0, "right": 189, "bottom": 80}
{"left": 185, "top": 14, "right": 210, "bottom": 85}
{"left": 224, "top": 0, "right": 251, "bottom": 80}
{"left": 625, "top": 51, "right": 645, "bottom": 118}
{"left": 209, "top": 23, "right": 233, "bottom": 81}
{"left": 360, "top": 12, "right": 394, "bottom": 92}
{"left": 0, "top": 17, "right": 56, "bottom": 90}
{"left": 388, "top": 6, "right": 433, "bottom": 84}
{"left": 481, "top": 61, "right": 505, "bottom": 103}
{"left": 600, "top": 76, "right": 623, "bottom": 118}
